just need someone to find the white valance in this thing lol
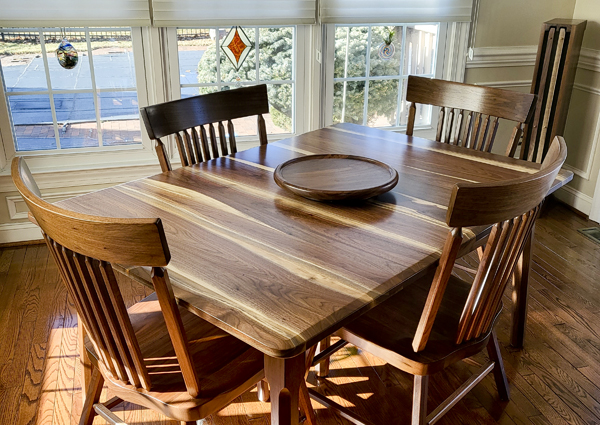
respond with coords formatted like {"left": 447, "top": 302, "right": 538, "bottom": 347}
{"left": 0, "top": 0, "right": 151, "bottom": 27}
{"left": 320, "top": 0, "right": 473, "bottom": 24}
{"left": 151, "top": 0, "right": 317, "bottom": 26}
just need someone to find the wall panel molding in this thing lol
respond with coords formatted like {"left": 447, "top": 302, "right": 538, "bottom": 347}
{"left": 7, "top": 189, "right": 91, "bottom": 220}
{"left": 475, "top": 80, "right": 532, "bottom": 89}
{"left": 553, "top": 185, "right": 594, "bottom": 216}
{"left": 0, "top": 163, "right": 161, "bottom": 193}
{"left": 467, "top": 46, "right": 600, "bottom": 74}
{"left": 0, "top": 222, "right": 42, "bottom": 244}
{"left": 466, "top": 46, "right": 537, "bottom": 68}
{"left": 579, "top": 48, "right": 600, "bottom": 73}
{"left": 566, "top": 83, "right": 600, "bottom": 181}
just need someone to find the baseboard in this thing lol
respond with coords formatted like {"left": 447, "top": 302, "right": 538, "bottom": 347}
{"left": 552, "top": 185, "right": 593, "bottom": 216}
{"left": 0, "top": 222, "right": 43, "bottom": 244}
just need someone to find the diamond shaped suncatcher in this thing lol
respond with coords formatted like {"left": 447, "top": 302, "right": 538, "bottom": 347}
{"left": 221, "top": 26, "right": 253, "bottom": 71}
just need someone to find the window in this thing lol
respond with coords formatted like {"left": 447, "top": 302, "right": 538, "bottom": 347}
{"left": 175, "top": 26, "right": 296, "bottom": 137}
{"left": 0, "top": 27, "right": 142, "bottom": 152}
{"left": 329, "top": 24, "right": 439, "bottom": 129}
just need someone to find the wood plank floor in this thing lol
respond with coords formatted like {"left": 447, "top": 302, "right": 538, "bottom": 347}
{"left": 0, "top": 199, "right": 599, "bottom": 425}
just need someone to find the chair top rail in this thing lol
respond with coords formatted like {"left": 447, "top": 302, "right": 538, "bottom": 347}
{"left": 406, "top": 75, "right": 535, "bottom": 123}
{"left": 141, "top": 84, "right": 270, "bottom": 140}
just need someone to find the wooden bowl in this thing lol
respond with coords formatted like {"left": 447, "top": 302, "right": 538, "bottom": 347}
{"left": 274, "top": 154, "right": 399, "bottom": 201}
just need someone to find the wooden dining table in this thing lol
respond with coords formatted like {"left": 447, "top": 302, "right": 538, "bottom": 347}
{"left": 58, "top": 123, "right": 572, "bottom": 425}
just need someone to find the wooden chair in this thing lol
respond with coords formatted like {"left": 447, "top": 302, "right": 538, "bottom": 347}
{"left": 11, "top": 157, "right": 266, "bottom": 425}
{"left": 141, "top": 84, "right": 270, "bottom": 172}
{"left": 405, "top": 76, "right": 536, "bottom": 157}
{"left": 308, "top": 137, "right": 567, "bottom": 425}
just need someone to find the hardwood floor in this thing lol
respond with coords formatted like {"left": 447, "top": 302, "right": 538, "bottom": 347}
{"left": 0, "top": 199, "right": 599, "bottom": 425}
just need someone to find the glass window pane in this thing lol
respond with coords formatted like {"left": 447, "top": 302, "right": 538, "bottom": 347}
{"left": 8, "top": 94, "right": 57, "bottom": 151}
{"left": 334, "top": 27, "right": 348, "bottom": 79}
{"left": 53, "top": 92, "right": 98, "bottom": 148}
{"left": 97, "top": 90, "right": 141, "bottom": 146}
{"left": 267, "top": 83, "right": 292, "bottom": 133}
{"left": 91, "top": 29, "right": 136, "bottom": 90}
{"left": 367, "top": 79, "right": 399, "bottom": 127}
{"left": 403, "top": 25, "right": 438, "bottom": 75}
{"left": 219, "top": 27, "right": 256, "bottom": 84}
{"left": 102, "top": 119, "right": 142, "bottom": 146}
{"left": 369, "top": 26, "right": 401, "bottom": 77}
{"left": 333, "top": 81, "right": 365, "bottom": 124}
{"left": 259, "top": 27, "right": 293, "bottom": 82}
{"left": 178, "top": 28, "right": 215, "bottom": 85}
{"left": 334, "top": 26, "right": 368, "bottom": 79}
{"left": 59, "top": 123, "right": 99, "bottom": 148}
{"left": 181, "top": 86, "right": 219, "bottom": 98}
{"left": 45, "top": 29, "right": 93, "bottom": 90}
{"left": 0, "top": 31, "right": 48, "bottom": 92}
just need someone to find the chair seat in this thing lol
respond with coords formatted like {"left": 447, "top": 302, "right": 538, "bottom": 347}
{"left": 85, "top": 292, "right": 264, "bottom": 421}
{"left": 336, "top": 270, "right": 500, "bottom": 376}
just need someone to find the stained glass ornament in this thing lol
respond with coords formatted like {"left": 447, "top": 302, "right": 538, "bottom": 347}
{"left": 56, "top": 38, "right": 78, "bottom": 69}
{"left": 221, "top": 26, "right": 253, "bottom": 71}
{"left": 378, "top": 42, "right": 395, "bottom": 60}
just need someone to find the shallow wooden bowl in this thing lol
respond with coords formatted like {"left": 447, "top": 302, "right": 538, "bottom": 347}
{"left": 274, "top": 154, "right": 399, "bottom": 201}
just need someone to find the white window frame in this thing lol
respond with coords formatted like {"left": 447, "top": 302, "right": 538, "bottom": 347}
{"left": 0, "top": 26, "right": 159, "bottom": 174}
{"left": 321, "top": 21, "right": 469, "bottom": 138}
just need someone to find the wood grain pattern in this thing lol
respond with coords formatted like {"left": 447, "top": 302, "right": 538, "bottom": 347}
{"left": 55, "top": 124, "right": 572, "bottom": 360}
{"left": 273, "top": 154, "right": 398, "bottom": 201}
{"left": 2, "top": 199, "right": 599, "bottom": 424}
{"left": 405, "top": 76, "right": 535, "bottom": 155}
{"left": 141, "top": 84, "right": 270, "bottom": 172}
{"left": 12, "top": 158, "right": 267, "bottom": 423}
{"left": 523, "top": 19, "right": 587, "bottom": 163}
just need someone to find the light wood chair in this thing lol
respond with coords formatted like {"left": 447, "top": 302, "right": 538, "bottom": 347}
{"left": 308, "top": 137, "right": 567, "bottom": 425}
{"left": 405, "top": 76, "right": 536, "bottom": 157}
{"left": 12, "top": 157, "right": 266, "bottom": 425}
{"left": 141, "top": 84, "right": 270, "bottom": 172}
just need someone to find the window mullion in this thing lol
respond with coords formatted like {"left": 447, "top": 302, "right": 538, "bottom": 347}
{"left": 341, "top": 27, "right": 350, "bottom": 123}
{"left": 85, "top": 28, "right": 103, "bottom": 147}
{"left": 395, "top": 26, "right": 407, "bottom": 127}
{"left": 39, "top": 30, "right": 61, "bottom": 150}
{"left": 216, "top": 27, "right": 222, "bottom": 91}
{"left": 255, "top": 27, "right": 260, "bottom": 83}
{"left": 362, "top": 26, "right": 372, "bottom": 126}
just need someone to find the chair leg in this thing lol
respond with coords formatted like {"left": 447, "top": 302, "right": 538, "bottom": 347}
{"left": 299, "top": 382, "right": 317, "bottom": 425}
{"left": 257, "top": 379, "right": 270, "bottom": 402}
{"left": 412, "top": 375, "right": 429, "bottom": 425}
{"left": 79, "top": 367, "right": 104, "bottom": 425}
{"left": 315, "top": 336, "right": 331, "bottom": 377}
{"left": 487, "top": 330, "right": 510, "bottom": 401}
{"left": 78, "top": 318, "right": 92, "bottom": 404}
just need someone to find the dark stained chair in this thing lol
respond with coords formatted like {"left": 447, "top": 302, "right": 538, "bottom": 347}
{"left": 309, "top": 137, "right": 567, "bottom": 425}
{"left": 140, "top": 84, "right": 270, "bottom": 172}
{"left": 12, "top": 157, "right": 267, "bottom": 425}
{"left": 405, "top": 76, "right": 536, "bottom": 158}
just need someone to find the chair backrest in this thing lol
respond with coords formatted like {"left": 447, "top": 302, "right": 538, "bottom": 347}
{"left": 12, "top": 157, "right": 203, "bottom": 398}
{"left": 412, "top": 136, "right": 567, "bottom": 352}
{"left": 141, "top": 84, "right": 270, "bottom": 172}
{"left": 405, "top": 76, "right": 536, "bottom": 156}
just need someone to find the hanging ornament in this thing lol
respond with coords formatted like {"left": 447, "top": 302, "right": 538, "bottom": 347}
{"left": 221, "top": 26, "right": 253, "bottom": 86}
{"left": 378, "top": 28, "right": 396, "bottom": 61}
{"left": 56, "top": 29, "right": 78, "bottom": 69}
